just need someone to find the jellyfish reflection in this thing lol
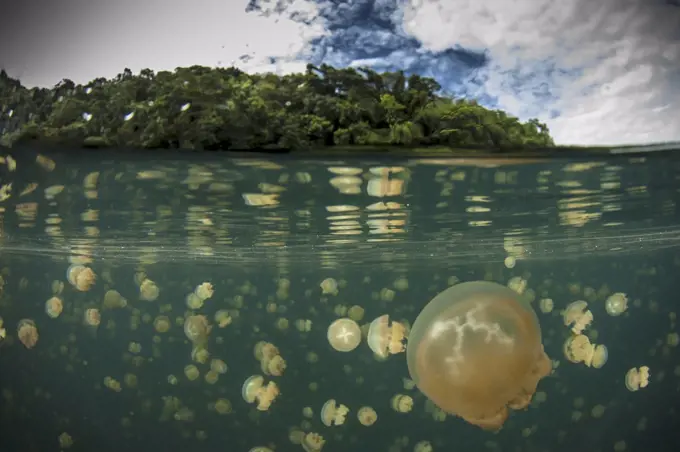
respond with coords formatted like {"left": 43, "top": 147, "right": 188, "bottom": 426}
{"left": 406, "top": 281, "right": 551, "bottom": 430}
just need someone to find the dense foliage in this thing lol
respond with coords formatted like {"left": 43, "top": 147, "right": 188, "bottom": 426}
{"left": 0, "top": 64, "right": 555, "bottom": 151}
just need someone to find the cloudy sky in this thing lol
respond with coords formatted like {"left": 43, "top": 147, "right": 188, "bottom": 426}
{"left": 1, "top": 0, "right": 679, "bottom": 146}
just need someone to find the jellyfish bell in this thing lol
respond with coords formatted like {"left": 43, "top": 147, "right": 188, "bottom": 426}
{"left": 327, "top": 318, "right": 362, "bottom": 352}
{"left": 406, "top": 281, "right": 552, "bottom": 431}
{"left": 242, "top": 375, "right": 264, "bottom": 404}
{"left": 367, "top": 315, "right": 406, "bottom": 358}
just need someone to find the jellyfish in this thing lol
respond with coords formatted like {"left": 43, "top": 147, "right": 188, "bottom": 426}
{"left": 184, "top": 315, "right": 211, "bottom": 346}
{"left": 406, "top": 281, "right": 552, "bottom": 431}
{"left": 605, "top": 293, "right": 628, "bottom": 316}
{"left": 17, "top": 319, "right": 39, "bottom": 349}
{"left": 357, "top": 406, "right": 377, "bottom": 426}
{"left": 45, "top": 297, "right": 63, "bottom": 318}
{"left": 563, "top": 334, "right": 608, "bottom": 368}
{"left": 562, "top": 300, "right": 593, "bottom": 334}
{"left": 625, "top": 366, "right": 650, "bottom": 391}
{"left": 242, "top": 375, "right": 280, "bottom": 411}
{"left": 320, "top": 399, "right": 349, "bottom": 426}
{"left": 327, "top": 318, "right": 362, "bottom": 352}
{"left": 367, "top": 315, "right": 407, "bottom": 358}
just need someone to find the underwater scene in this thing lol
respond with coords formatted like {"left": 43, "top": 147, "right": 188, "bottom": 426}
{"left": 0, "top": 147, "right": 679, "bottom": 452}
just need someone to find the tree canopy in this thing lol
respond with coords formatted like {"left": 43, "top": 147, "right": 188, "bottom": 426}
{"left": 0, "top": 64, "right": 555, "bottom": 151}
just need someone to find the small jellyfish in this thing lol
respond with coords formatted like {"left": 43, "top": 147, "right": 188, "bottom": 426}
{"left": 625, "top": 366, "right": 650, "bottom": 391}
{"left": 262, "top": 354, "right": 286, "bottom": 377}
{"left": 103, "top": 290, "right": 127, "bottom": 309}
{"left": 66, "top": 264, "right": 96, "bottom": 291}
{"left": 391, "top": 394, "right": 414, "bottom": 413}
{"left": 605, "top": 293, "right": 628, "bottom": 316}
{"left": 357, "top": 406, "right": 377, "bottom": 426}
{"left": 139, "top": 279, "right": 160, "bottom": 301}
{"left": 184, "top": 315, "right": 211, "bottom": 346}
{"left": 153, "top": 315, "right": 171, "bottom": 333}
{"left": 184, "top": 364, "right": 200, "bottom": 381}
{"left": 327, "top": 318, "right": 362, "bottom": 352}
{"left": 539, "top": 298, "right": 553, "bottom": 314}
{"left": 214, "top": 310, "right": 232, "bottom": 328}
{"left": 320, "top": 399, "right": 349, "bottom": 427}
{"left": 414, "top": 441, "right": 433, "bottom": 452}
{"left": 242, "top": 375, "right": 280, "bottom": 411}
{"left": 195, "top": 282, "right": 214, "bottom": 300}
{"left": 211, "top": 358, "right": 228, "bottom": 374}
{"left": 562, "top": 335, "right": 608, "bottom": 368}
{"left": 302, "top": 432, "right": 325, "bottom": 452}
{"left": 17, "top": 319, "right": 38, "bottom": 349}
{"left": 562, "top": 300, "right": 593, "bottom": 334}
{"left": 45, "top": 297, "right": 63, "bottom": 318}
{"left": 367, "top": 314, "right": 407, "bottom": 358}
{"left": 320, "top": 278, "right": 338, "bottom": 295}
{"left": 83, "top": 308, "right": 101, "bottom": 328}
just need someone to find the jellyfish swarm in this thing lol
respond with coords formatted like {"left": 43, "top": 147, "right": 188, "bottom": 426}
{"left": 406, "top": 281, "right": 552, "bottom": 431}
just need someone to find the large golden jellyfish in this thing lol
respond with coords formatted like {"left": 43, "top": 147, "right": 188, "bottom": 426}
{"left": 406, "top": 281, "right": 552, "bottom": 430}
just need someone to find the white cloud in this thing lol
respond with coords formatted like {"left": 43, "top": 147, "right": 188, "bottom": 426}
{"left": 4, "top": 0, "right": 326, "bottom": 87}
{"left": 401, "top": 0, "right": 680, "bottom": 145}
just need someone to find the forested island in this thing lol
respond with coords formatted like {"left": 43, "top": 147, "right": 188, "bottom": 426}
{"left": 0, "top": 64, "right": 556, "bottom": 152}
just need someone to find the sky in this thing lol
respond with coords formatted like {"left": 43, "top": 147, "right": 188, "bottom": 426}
{"left": 1, "top": 0, "right": 679, "bottom": 146}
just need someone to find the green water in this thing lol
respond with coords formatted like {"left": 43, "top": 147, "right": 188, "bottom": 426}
{"left": 0, "top": 147, "right": 679, "bottom": 452}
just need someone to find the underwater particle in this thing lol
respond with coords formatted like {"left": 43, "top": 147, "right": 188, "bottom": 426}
{"left": 184, "top": 315, "right": 211, "bottom": 346}
{"left": 58, "top": 432, "right": 73, "bottom": 449}
{"left": 184, "top": 364, "right": 200, "bottom": 381}
{"left": 210, "top": 358, "right": 228, "bottom": 374}
{"left": 242, "top": 375, "right": 280, "bottom": 411}
{"left": 406, "top": 281, "right": 552, "bottom": 431}
{"left": 139, "top": 279, "right": 160, "bottom": 301}
{"left": 153, "top": 315, "right": 171, "bottom": 333}
{"left": 45, "top": 296, "right": 63, "bottom": 318}
{"left": 320, "top": 399, "right": 349, "bottom": 426}
{"left": 195, "top": 282, "right": 214, "bottom": 301}
{"left": 327, "top": 318, "right": 362, "bottom": 352}
{"left": 302, "top": 432, "right": 325, "bottom": 452}
{"left": 539, "top": 298, "right": 554, "bottom": 314}
{"left": 391, "top": 394, "right": 414, "bottom": 413}
{"left": 66, "top": 264, "right": 96, "bottom": 291}
{"left": 414, "top": 441, "right": 433, "bottom": 452}
{"left": 367, "top": 315, "right": 407, "bottom": 358}
{"left": 320, "top": 278, "right": 338, "bottom": 295}
{"left": 103, "top": 290, "right": 127, "bottom": 309}
{"left": 17, "top": 319, "right": 38, "bottom": 349}
{"left": 625, "top": 366, "right": 651, "bottom": 391}
{"left": 214, "top": 398, "right": 232, "bottom": 414}
{"left": 357, "top": 406, "right": 377, "bottom": 426}
{"left": 605, "top": 293, "right": 628, "bottom": 316}
{"left": 562, "top": 300, "right": 593, "bottom": 334}
{"left": 83, "top": 308, "right": 101, "bottom": 327}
